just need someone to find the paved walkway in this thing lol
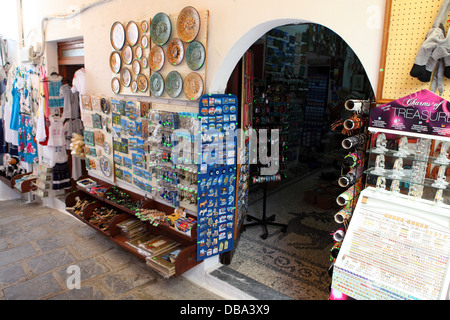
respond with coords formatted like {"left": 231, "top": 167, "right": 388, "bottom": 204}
{"left": 0, "top": 199, "right": 222, "bottom": 300}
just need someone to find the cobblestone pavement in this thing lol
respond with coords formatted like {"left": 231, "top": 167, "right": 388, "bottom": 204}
{"left": 0, "top": 200, "right": 222, "bottom": 300}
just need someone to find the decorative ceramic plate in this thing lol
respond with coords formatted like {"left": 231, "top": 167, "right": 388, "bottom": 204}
{"left": 141, "top": 57, "right": 148, "bottom": 69}
{"left": 103, "top": 141, "right": 111, "bottom": 155}
{"left": 100, "top": 156, "right": 112, "bottom": 177}
{"left": 135, "top": 46, "right": 143, "bottom": 59}
{"left": 177, "top": 6, "right": 200, "bottom": 43}
{"left": 167, "top": 38, "right": 184, "bottom": 66}
{"left": 150, "top": 12, "right": 171, "bottom": 46}
{"left": 149, "top": 46, "right": 164, "bottom": 71}
{"left": 141, "top": 20, "right": 149, "bottom": 33}
{"left": 109, "top": 51, "right": 121, "bottom": 74}
{"left": 141, "top": 35, "right": 149, "bottom": 48}
{"left": 183, "top": 72, "right": 204, "bottom": 101}
{"left": 185, "top": 41, "right": 205, "bottom": 70}
{"left": 165, "top": 71, "right": 183, "bottom": 98}
{"left": 110, "top": 21, "right": 125, "bottom": 50}
{"left": 132, "top": 59, "right": 141, "bottom": 75}
{"left": 126, "top": 21, "right": 139, "bottom": 46}
{"left": 111, "top": 77, "right": 121, "bottom": 94}
{"left": 120, "top": 68, "right": 132, "bottom": 87}
{"left": 121, "top": 44, "right": 133, "bottom": 65}
{"left": 137, "top": 74, "right": 148, "bottom": 92}
{"left": 131, "top": 80, "right": 138, "bottom": 93}
{"left": 101, "top": 97, "right": 110, "bottom": 114}
{"left": 149, "top": 72, "right": 164, "bottom": 97}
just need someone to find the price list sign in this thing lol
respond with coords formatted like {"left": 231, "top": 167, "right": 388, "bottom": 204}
{"left": 332, "top": 208, "right": 450, "bottom": 300}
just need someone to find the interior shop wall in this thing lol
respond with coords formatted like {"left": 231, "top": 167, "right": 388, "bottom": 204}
{"left": 17, "top": 0, "right": 385, "bottom": 100}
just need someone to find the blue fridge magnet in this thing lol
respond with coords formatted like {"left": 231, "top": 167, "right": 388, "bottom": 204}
{"left": 197, "top": 94, "right": 238, "bottom": 261}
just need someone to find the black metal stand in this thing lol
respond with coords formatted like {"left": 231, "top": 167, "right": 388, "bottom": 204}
{"left": 243, "top": 181, "right": 287, "bottom": 239}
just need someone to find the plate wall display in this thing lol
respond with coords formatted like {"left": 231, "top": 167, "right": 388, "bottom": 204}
{"left": 177, "top": 6, "right": 200, "bottom": 43}
{"left": 126, "top": 21, "right": 139, "bottom": 46}
{"left": 121, "top": 44, "right": 133, "bottom": 64}
{"left": 132, "top": 59, "right": 141, "bottom": 75}
{"left": 167, "top": 38, "right": 184, "bottom": 66}
{"left": 183, "top": 72, "right": 204, "bottom": 100}
{"left": 120, "top": 68, "right": 132, "bottom": 87}
{"left": 101, "top": 98, "right": 110, "bottom": 114}
{"left": 149, "top": 72, "right": 164, "bottom": 97}
{"left": 149, "top": 46, "right": 164, "bottom": 71}
{"left": 186, "top": 41, "right": 205, "bottom": 71}
{"left": 100, "top": 156, "right": 112, "bottom": 177}
{"left": 110, "top": 51, "right": 121, "bottom": 74}
{"left": 137, "top": 74, "right": 148, "bottom": 92}
{"left": 110, "top": 21, "right": 125, "bottom": 50}
{"left": 112, "top": 77, "right": 121, "bottom": 94}
{"left": 150, "top": 12, "right": 171, "bottom": 46}
{"left": 165, "top": 71, "right": 183, "bottom": 98}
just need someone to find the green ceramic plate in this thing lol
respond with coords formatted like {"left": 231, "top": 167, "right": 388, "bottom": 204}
{"left": 165, "top": 71, "right": 183, "bottom": 98}
{"left": 150, "top": 12, "right": 171, "bottom": 46}
{"left": 149, "top": 72, "right": 164, "bottom": 97}
{"left": 186, "top": 41, "right": 205, "bottom": 71}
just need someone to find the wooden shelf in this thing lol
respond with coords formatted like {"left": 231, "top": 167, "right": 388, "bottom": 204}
{"left": 65, "top": 176, "right": 201, "bottom": 277}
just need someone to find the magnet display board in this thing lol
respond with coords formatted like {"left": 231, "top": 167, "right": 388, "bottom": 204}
{"left": 197, "top": 94, "right": 238, "bottom": 261}
{"left": 331, "top": 187, "right": 450, "bottom": 300}
{"left": 377, "top": 0, "right": 450, "bottom": 104}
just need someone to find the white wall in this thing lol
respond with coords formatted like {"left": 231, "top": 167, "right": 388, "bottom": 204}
{"left": 16, "top": 0, "right": 385, "bottom": 99}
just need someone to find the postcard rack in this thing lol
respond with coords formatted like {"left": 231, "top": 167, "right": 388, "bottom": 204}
{"left": 65, "top": 175, "right": 201, "bottom": 277}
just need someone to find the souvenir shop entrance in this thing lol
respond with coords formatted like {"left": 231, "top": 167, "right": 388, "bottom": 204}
{"left": 216, "top": 22, "right": 374, "bottom": 300}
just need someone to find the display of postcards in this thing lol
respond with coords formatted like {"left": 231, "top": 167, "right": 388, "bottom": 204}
{"left": 114, "top": 154, "right": 122, "bottom": 166}
{"left": 133, "top": 166, "right": 146, "bottom": 179}
{"left": 133, "top": 177, "right": 151, "bottom": 192}
{"left": 125, "top": 101, "right": 138, "bottom": 120}
{"left": 140, "top": 102, "right": 150, "bottom": 118}
{"left": 92, "top": 113, "right": 103, "bottom": 129}
{"left": 123, "top": 170, "right": 132, "bottom": 183}
{"left": 115, "top": 167, "right": 123, "bottom": 180}
{"left": 127, "top": 121, "right": 142, "bottom": 137}
{"left": 112, "top": 138, "right": 128, "bottom": 154}
{"left": 111, "top": 99, "right": 125, "bottom": 115}
{"left": 84, "top": 131, "right": 95, "bottom": 146}
{"left": 132, "top": 153, "right": 146, "bottom": 168}
{"left": 112, "top": 126, "right": 121, "bottom": 138}
{"left": 112, "top": 113, "right": 121, "bottom": 126}
{"left": 129, "top": 138, "right": 145, "bottom": 154}
{"left": 123, "top": 157, "right": 132, "bottom": 169}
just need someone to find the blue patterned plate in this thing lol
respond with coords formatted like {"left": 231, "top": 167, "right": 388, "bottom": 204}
{"left": 186, "top": 41, "right": 205, "bottom": 70}
{"left": 149, "top": 72, "right": 164, "bottom": 97}
{"left": 150, "top": 12, "right": 171, "bottom": 46}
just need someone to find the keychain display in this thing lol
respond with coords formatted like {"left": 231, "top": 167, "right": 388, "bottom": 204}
{"left": 197, "top": 94, "right": 238, "bottom": 261}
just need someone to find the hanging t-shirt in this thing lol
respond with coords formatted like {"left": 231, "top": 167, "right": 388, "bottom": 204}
{"left": 47, "top": 117, "right": 65, "bottom": 147}
{"left": 48, "top": 80, "right": 64, "bottom": 108}
{"left": 3, "top": 100, "right": 18, "bottom": 146}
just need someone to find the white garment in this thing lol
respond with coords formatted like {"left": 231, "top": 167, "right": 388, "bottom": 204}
{"left": 47, "top": 117, "right": 65, "bottom": 147}
{"left": 72, "top": 68, "right": 85, "bottom": 122}
{"left": 42, "top": 145, "right": 68, "bottom": 167}
{"left": 3, "top": 100, "right": 18, "bottom": 145}
{"left": 36, "top": 93, "right": 47, "bottom": 143}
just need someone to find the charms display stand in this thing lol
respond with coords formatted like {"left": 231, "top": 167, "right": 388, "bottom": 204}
{"left": 243, "top": 178, "right": 287, "bottom": 240}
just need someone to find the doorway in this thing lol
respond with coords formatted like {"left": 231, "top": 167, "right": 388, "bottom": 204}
{"left": 215, "top": 23, "right": 374, "bottom": 300}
